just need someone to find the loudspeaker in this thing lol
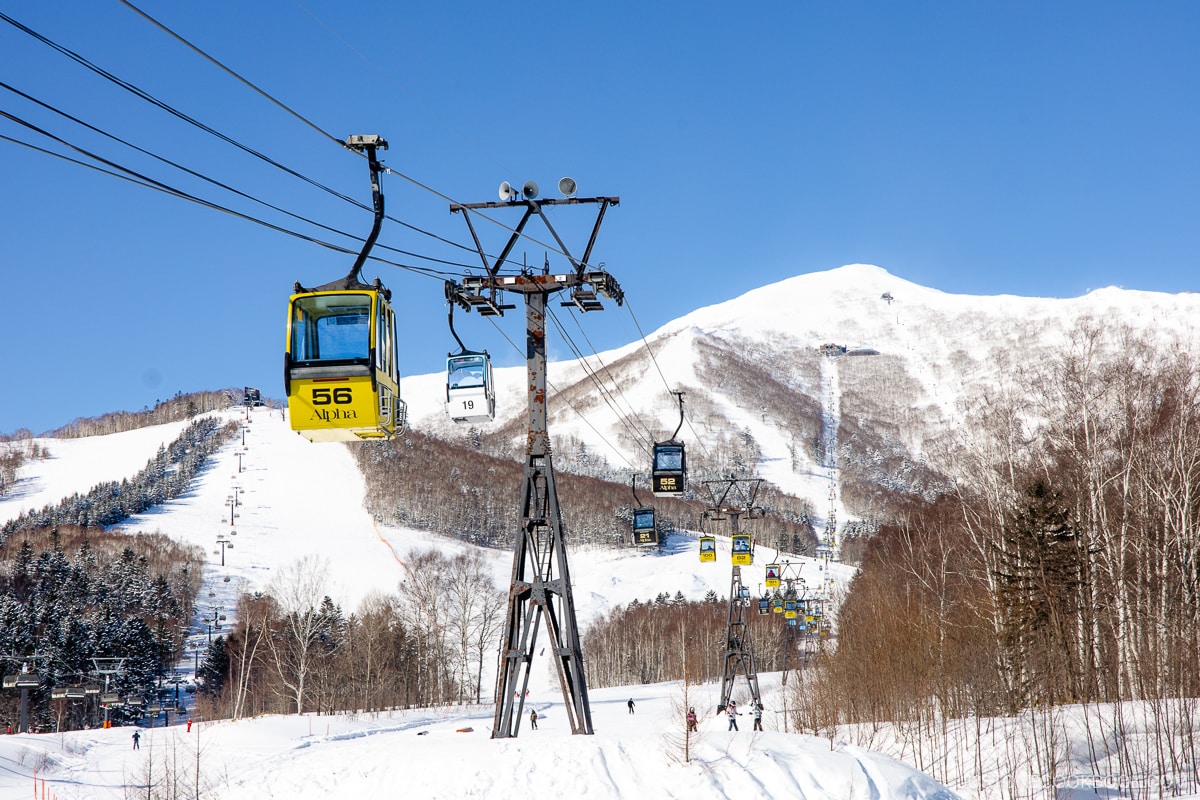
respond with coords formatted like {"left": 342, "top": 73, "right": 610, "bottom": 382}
{"left": 522, "top": 180, "right": 539, "bottom": 199}
{"left": 558, "top": 176, "right": 577, "bottom": 197}
{"left": 498, "top": 181, "right": 517, "bottom": 201}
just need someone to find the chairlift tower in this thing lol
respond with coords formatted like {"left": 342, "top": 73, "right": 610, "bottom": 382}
{"left": 700, "top": 478, "right": 764, "bottom": 713}
{"left": 1, "top": 655, "right": 43, "bottom": 734}
{"left": 449, "top": 183, "right": 621, "bottom": 737}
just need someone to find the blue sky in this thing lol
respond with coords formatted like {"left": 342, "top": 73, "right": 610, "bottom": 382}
{"left": 2, "top": 1, "right": 1197, "bottom": 435}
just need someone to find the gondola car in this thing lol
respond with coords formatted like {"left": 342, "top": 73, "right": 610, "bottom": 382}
{"left": 651, "top": 441, "right": 686, "bottom": 496}
{"left": 699, "top": 535, "right": 716, "bottom": 563}
{"left": 731, "top": 533, "right": 753, "bottom": 566}
{"left": 446, "top": 351, "right": 495, "bottom": 423}
{"left": 285, "top": 134, "right": 406, "bottom": 442}
{"left": 285, "top": 283, "right": 404, "bottom": 441}
{"left": 632, "top": 506, "right": 658, "bottom": 546}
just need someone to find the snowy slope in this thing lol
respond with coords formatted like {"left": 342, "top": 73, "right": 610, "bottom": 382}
{"left": 0, "top": 407, "right": 935, "bottom": 800}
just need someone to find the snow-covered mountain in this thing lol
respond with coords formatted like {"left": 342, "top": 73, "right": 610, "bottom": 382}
{"left": 405, "top": 264, "right": 1200, "bottom": 535}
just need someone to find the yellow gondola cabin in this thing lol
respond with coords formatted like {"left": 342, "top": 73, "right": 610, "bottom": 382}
{"left": 284, "top": 134, "right": 406, "bottom": 442}
{"left": 285, "top": 285, "right": 404, "bottom": 441}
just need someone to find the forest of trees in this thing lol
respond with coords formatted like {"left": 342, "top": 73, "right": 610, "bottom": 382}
{"left": 0, "top": 526, "right": 204, "bottom": 732}
{"left": 0, "top": 407, "right": 233, "bottom": 732}
{"left": 0, "top": 436, "right": 48, "bottom": 498}
{"left": 353, "top": 427, "right": 816, "bottom": 555}
{"left": 796, "top": 325, "right": 1200, "bottom": 794}
{"left": 45, "top": 390, "right": 237, "bottom": 439}
{"left": 583, "top": 592, "right": 823, "bottom": 690}
{"left": 195, "top": 549, "right": 506, "bottom": 718}
{"left": 1, "top": 416, "right": 236, "bottom": 542}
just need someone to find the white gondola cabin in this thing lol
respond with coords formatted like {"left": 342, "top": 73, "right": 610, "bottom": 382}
{"left": 632, "top": 507, "right": 658, "bottom": 546}
{"left": 698, "top": 535, "right": 716, "bottom": 563}
{"left": 445, "top": 352, "right": 495, "bottom": 423}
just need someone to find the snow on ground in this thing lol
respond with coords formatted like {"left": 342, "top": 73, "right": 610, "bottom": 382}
{"left": 0, "top": 408, "right": 931, "bottom": 799}
{"left": 0, "top": 675, "right": 959, "bottom": 800}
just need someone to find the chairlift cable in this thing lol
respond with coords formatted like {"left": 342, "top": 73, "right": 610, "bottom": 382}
{"left": 119, "top": 0, "right": 343, "bottom": 147}
{"left": 622, "top": 298, "right": 714, "bottom": 463}
{"left": 121, "top": 0, "right": 590, "bottom": 263}
{"left": 484, "top": 315, "right": 637, "bottom": 471}
{"left": 546, "top": 308, "right": 654, "bottom": 463}
{"left": 0, "top": 127, "right": 455, "bottom": 282}
{"left": 288, "top": 0, "right": 515, "bottom": 179}
{"left": 556, "top": 305, "right": 658, "bottom": 447}
{"left": 0, "top": 82, "right": 481, "bottom": 272}
{"left": 0, "top": 10, "right": 484, "bottom": 262}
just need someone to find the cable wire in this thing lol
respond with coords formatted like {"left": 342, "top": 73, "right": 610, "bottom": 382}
{"left": 0, "top": 122, "right": 454, "bottom": 281}
{"left": 622, "top": 296, "right": 713, "bottom": 463}
{"left": 0, "top": 82, "right": 481, "bottom": 272}
{"left": 483, "top": 314, "right": 637, "bottom": 471}
{"left": 546, "top": 307, "right": 654, "bottom": 462}
{"left": 119, "top": 0, "right": 343, "bottom": 147}
{"left": 0, "top": 9, "right": 486, "bottom": 262}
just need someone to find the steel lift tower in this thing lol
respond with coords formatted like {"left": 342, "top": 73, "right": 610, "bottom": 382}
{"left": 449, "top": 183, "right": 621, "bottom": 737}
{"left": 701, "top": 477, "right": 765, "bottom": 713}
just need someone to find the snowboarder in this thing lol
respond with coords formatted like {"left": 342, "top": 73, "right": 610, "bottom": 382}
{"left": 752, "top": 703, "right": 763, "bottom": 731}
{"left": 726, "top": 701, "right": 740, "bottom": 731}
{"left": 627, "top": 698, "right": 636, "bottom": 714}
{"left": 529, "top": 709, "right": 538, "bottom": 730}
{"left": 686, "top": 707, "right": 698, "bottom": 732}
{"left": 131, "top": 730, "right": 141, "bottom": 750}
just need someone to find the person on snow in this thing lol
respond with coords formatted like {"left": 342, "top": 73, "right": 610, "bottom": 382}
{"left": 131, "top": 730, "right": 141, "bottom": 750}
{"left": 627, "top": 698, "right": 636, "bottom": 714}
{"left": 726, "top": 700, "right": 740, "bottom": 731}
{"left": 529, "top": 709, "right": 538, "bottom": 730}
{"left": 752, "top": 703, "right": 764, "bottom": 731}
{"left": 686, "top": 706, "right": 698, "bottom": 732}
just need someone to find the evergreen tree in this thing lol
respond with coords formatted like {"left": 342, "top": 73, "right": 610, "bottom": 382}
{"left": 198, "top": 635, "right": 230, "bottom": 698}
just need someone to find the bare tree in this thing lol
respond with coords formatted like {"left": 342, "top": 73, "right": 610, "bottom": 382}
{"left": 266, "top": 555, "right": 334, "bottom": 714}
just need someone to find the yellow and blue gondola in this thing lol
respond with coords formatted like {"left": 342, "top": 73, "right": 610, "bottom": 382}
{"left": 284, "top": 135, "right": 406, "bottom": 442}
